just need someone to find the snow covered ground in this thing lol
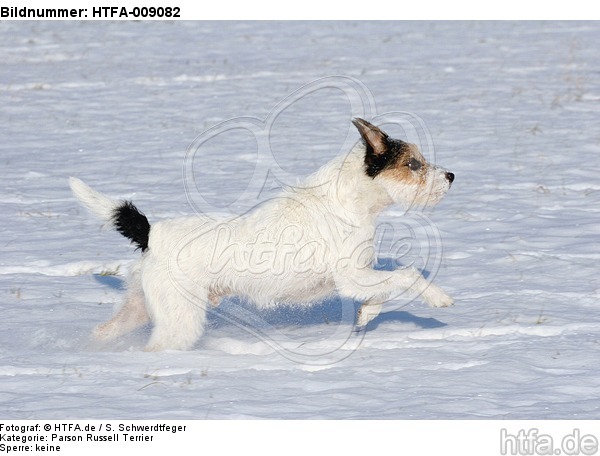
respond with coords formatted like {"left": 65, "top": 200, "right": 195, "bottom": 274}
{"left": 1, "top": 21, "right": 600, "bottom": 419}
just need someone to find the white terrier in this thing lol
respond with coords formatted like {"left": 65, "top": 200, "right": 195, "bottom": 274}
{"left": 70, "top": 118, "right": 454, "bottom": 351}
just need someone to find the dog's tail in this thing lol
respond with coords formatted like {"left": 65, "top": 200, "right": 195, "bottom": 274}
{"left": 69, "top": 177, "right": 150, "bottom": 252}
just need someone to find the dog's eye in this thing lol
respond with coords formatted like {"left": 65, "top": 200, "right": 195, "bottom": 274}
{"left": 407, "top": 158, "right": 422, "bottom": 171}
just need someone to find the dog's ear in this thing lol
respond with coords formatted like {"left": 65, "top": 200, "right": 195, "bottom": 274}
{"left": 352, "top": 118, "right": 389, "bottom": 156}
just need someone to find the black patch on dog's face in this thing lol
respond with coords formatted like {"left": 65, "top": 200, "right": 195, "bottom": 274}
{"left": 352, "top": 118, "right": 410, "bottom": 178}
{"left": 364, "top": 138, "right": 410, "bottom": 178}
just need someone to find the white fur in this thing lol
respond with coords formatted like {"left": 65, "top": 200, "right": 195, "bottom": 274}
{"left": 71, "top": 140, "right": 454, "bottom": 351}
{"left": 69, "top": 177, "right": 120, "bottom": 223}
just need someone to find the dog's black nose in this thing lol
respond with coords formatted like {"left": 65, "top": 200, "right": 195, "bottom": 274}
{"left": 446, "top": 172, "right": 455, "bottom": 183}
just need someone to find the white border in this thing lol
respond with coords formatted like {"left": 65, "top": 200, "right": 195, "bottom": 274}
{"left": 2, "top": 0, "right": 599, "bottom": 20}
{"left": 4, "top": 420, "right": 600, "bottom": 456}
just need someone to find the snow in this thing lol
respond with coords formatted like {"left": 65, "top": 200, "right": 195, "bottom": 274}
{"left": 1, "top": 21, "right": 600, "bottom": 419}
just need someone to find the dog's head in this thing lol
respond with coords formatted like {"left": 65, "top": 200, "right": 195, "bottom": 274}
{"left": 353, "top": 118, "right": 454, "bottom": 208}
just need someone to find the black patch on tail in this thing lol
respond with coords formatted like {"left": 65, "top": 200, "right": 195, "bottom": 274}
{"left": 112, "top": 201, "right": 150, "bottom": 252}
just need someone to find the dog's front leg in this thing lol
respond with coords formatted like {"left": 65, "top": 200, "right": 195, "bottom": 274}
{"left": 355, "top": 297, "right": 386, "bottom": 330}
{"left": 336, "top": 267, "right": 454, "bottom": 309}
{"left": 420, "top": 280, "right": 455, "bottom": 308}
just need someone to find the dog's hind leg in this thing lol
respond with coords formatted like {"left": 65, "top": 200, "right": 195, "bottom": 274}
{"left": 142, "top": 270, "right": 208, "bottom": 351}
{"left": 93, "top": 286, "right": 150, "bottom": 342}
{"left": 144, "top": 296, "right": 208, "bottom": 351}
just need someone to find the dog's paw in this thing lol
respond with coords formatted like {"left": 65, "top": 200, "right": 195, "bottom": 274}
{"left": 352, "top": 324, "right": 367, "bottom": 334}
{"left": 422, "top": 284, "right": 454, "bottom": 308}
{"left": 92, "top": 322, "right": 116, "bottom": 341}
{"left": 356, "top": 300, "right": 384, "bottom": 328}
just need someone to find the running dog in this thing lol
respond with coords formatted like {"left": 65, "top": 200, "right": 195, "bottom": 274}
{"left": 70, "top": 118, "right": 455, "bottom": 351}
